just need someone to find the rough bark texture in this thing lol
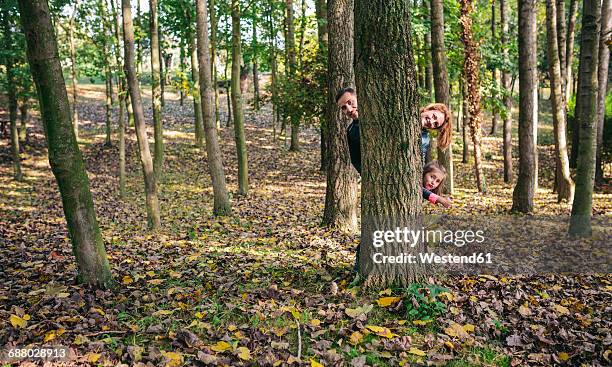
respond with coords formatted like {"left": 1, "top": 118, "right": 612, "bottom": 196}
{"left": 322, "top": 0, "right": 358, "bottom": 232}
{"left": 546, "top": 0, "right": 575, "bottom": 203}
{"left": 569, "top": 0, "right": 601, "bottom": 237}
{"left": 122, "top": 0, "right": 161, "bottom": 229}
{"left": 150, "top": 0, "right": 163, "bottom": 179}
{"left": 595, "top": 0, "right": 611, "bottom": 182}
{"left": 500, "top": 0, "right": 513, "bottom": 183}
{"left": 18, "top": 0, "right": 112, "bottom": 287}
{"left": 355, "top": 0, "right": 427, "bottom": 287}
{"left": 490, "top": 0, "right": 499, "bottom": 135}
{"left": 512, "top": 0, "right": 538, "bottom": 213}
{"left": 210, "top": 0, "right": 221, "bottom": 129}
{"left": 430, "top": 0, "right": 453, "bottom": 194}
{"left": 566, "top": 0, "right": 579, "bottom": 103}
{"left": 196, "top": 0, "right": 232, "bottom": 215}
{"left": 69, "top": 1, "right": 79, "bottom": 139}
{"left": 231, "top": 0, "right": 249, "bottom": 196}
{"left": 189, "top": 35, "right": 205, "bottom": 148}
{"left": 556, "top": 0, "right": 567, "bottom": 95}
{"left": 110, "top": 0, "right": 126, "bottom": 197}
{"left": 459, "top": 0, "right": 486, "bottom": 192}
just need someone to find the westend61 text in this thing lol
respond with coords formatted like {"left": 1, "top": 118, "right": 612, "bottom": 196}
{"left": 372, "top": 252, "right": 493, "bottom": 264}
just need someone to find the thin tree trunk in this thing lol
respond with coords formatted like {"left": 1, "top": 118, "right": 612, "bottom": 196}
{"left": 2, "top": 18, "right": 22, "bottom": 181}
{"left": 431, "top": 0, "right": 453, "bottom": 194}
{"left": 424, "top": 0, "right": 433, "bottom": 102}
{"left": 490, "top": 0, "right": 499, "bottom": 135}
{"left": 189, "top": 34, "right": 204, "bottom": 148}
{"left": 105, "top": 64, "right": 112, "bottom": 145}
{"left": 512, "top": 0, "right": 539, "bottom": 213}
{"left": 546, "top": 0, "right": 574, "bottom": 203}
{"left": 210, "top": 0, "right": 221, "bottom": 129}
{"left": 462, "top": 77, "right": 470, "bottom": 163}
{"left": 566, "top": 0, "right": 579, "bottom": 102}
{"left": 18, "top": 0, "right": 112, "bottom": 287}
{"left": 595, "top": 0, "right": 611, "bottom": 183}
{"left": 322, "top": 0, "right": 358, "bottom": 232}
{"left": 460, "top": 0, "right": 486, "bottom": 192}
{"left": 225, "top": 58, "right": 232, "bottom": 128}
{"left": 159, "top": 30, "right": 165, "bottom": 107}
{"left": 501, "top": 0, "right": 513, "bottom": 183}
{"left": 569, "top": 0, "right": 601, "bottom": 237}
{"left": 19, "top": 99, "right": 28, "bottom": 143}
{"left": 556, "top": 0, "right": 567, "bottom": 95}
{"left": 69, "top": 1, "right": 79, "bottom": 140}
{"left": 355, "top": 0, "right": 427, "bottom": 287}
{"left": 286, "top": 0, "right": 300, "bottom": 151}
{"left": 196, "top": 0, "right": 232, "bottom": 215}
{"left": 122, "top": 0, "right": 161, "bottom": 230}
{"left": 316, "top": 0, "right": 329, "bottom": 170}
{"left": 150, "top": 0, "right": 163, "bottom": 180}
{"left": 252, "top": 15, "right": 260, "bottom": 110}
{"left": 230, "top": 0, "right": 249, "bottom": 195}
{"left": 179, "top": 45, "right": 185, "bottom": 106}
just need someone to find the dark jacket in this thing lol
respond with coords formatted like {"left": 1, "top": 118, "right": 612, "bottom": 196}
{"left": 346, "top": 120, "right": 433, "bottom": 200}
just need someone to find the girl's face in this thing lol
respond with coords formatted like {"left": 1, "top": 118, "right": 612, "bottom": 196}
{"left": 421, "top": 109, "right": 446, "bottom": 130}
{"left": 423, "top": 168, "right": 445, "bottom": 191}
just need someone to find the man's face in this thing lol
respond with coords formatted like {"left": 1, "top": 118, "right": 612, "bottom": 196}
{"left": 421, "top": 109, "right": 445, "bottom": 130}
{"left": 337, "top": 92, "right": 358, "bottom": 120}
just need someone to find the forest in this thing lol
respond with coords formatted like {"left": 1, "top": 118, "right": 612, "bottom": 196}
{"left": 0, "top": 0, "right": 610, "bottom": 365}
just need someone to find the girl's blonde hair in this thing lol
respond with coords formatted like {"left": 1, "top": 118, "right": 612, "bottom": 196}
{"left": 420, "top": 103, "right": 452, "bottom": 150}
{"left": 423, "top": 161, "right": 447, "bottom": 195}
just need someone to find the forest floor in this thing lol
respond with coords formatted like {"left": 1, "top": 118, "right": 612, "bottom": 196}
{"left": 0, "top": 85, "right": 611, "bottom": 366}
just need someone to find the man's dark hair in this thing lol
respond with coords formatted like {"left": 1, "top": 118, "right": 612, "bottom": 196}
{"left": 335, "top": 87, "right": 356, "bottom": 103}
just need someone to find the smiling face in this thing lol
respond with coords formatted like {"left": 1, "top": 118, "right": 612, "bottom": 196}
{"left": 421, "top": 109, "right": 446, "bottom": 130}
{"left": 337, "top": 92, "right": 359, "bottom": 120}
{"left": 423, "top": 167, "right": 445, "bottom": 191}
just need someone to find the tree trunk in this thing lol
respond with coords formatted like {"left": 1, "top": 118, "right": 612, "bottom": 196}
{"left": 316, "top": 0, "right": 329, "bottom": 171}
{"left": 556, "top": 0, "right": 567, "bottom": 95}
{"left": 490, "top": 0, "right": 499, "bottom": 136}
{"left": 322, "top": 0, "right": 358, "bottom": 232}
{"left": 189, "top": 34, "right": 204, "bottom": 148}
{"left": 69, "top": 1, "right": 79, "bottom": 140}
{"left": 286, "top": 0, "right": 300, "bottom": 151}
{"left": 196, "top": 0, "right": 232, "bottom": 215}
{"left": 424, "top": 0, "right": 433, "bottom": 101}
{"left": 150, "top": 0, "right": 163, "bottom": 180}
{"left": 569, "top": 0, "right": 601, "bottom": 236}
{"left": 230, "top": 0, "right": 249, "bottom": 196}
{"left": 210, "top": 0, "right": 221, "bottom": 129}
{"left": 595, "top": 0, "right": 611, "bottom": 183}
{"left": 546, "top": 0, "right": 575, "bottom": 203}
{"left": 462, "top": 77, "right": 470, "bottom": 163}
{"left": 105, "top": 64, "right": 112, "bottom": 146}
{"left": 566, "top": 0, "right": 579, "bottom": 102}
{"left": 159, "top": 30, "right": 165, "bottom": 108}
{"left": 460, "top": 0, "right": 486, "bottom": 192}
{"left": 18, "top": 0, "right": 112, "bottom": 287}
{"left": 252, "top": 16, "right": 260, "bottom": 110}
{"left": 431, "top": 0, "right": 453, "bottom": 194}
{"left": 501, "top": 0, "right": 513, "bottom": 183}
{"left": 179, "top": 46, "right": 185, "bottom": 106}
{"left": 355, "top": 0, "right": 427, "bottom": 287}
{"left": 122, "top": 0, "right": 161, "bottom": 230}
{"left": 512, "top": 0, "right": 539, "bottom": 213}
{"left": 3, "top": 34, "right": 23, "bottom": 181}
{"left": 19, "top": 99, "right": 28, "bottom": 143}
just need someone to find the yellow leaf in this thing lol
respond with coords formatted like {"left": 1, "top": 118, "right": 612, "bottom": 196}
{"left": 408, "top": 347, "right": 427, "bottom": 356}
{"left": 349, "top": 331, "right": 363, "bottom": 345}
{"left": 87, "top": 353, "right": 101, "bottom": 363}
{"left": 438, "top": 292, "right": 454, "bottom": 301}
{"left": 366, "top": 325, "right": 397, "bottom": 339}
{"left": 463, "top": 324, "right": 475, "bottom": 333}
{"left": 376, "top": 297, "right": 402, "bottom": 307}
{"left": 236, "top": 347, "right": 251, "bottom": 361}
{"left": 310, "top": 359, "right": 324, "bottom": 367}
{"left": 444, "top": 341, "right": 455, "bottom": 350}
{"left": 558, "top": 352, "right": 570, "bottom": 362}
{"left": 153, "top": 309, "right": 174, "bottom": 317}
{"left": 310, "top": 319, "right": 321, "bottom": 327}
{"left": 148, "top": 279, "right": 164, "bottom": 285}
{"left": 169, "top": 270, "right": 182, "bottom": 278}
{"left": 122, "top": 275, "right": 133, "bottom": 284}
{"left": 161, "top": 351, "right": 183, "bottom": 367}
{"left": 210, "top": 341, "right": 232, "bottom": 352}
{"left": 553, "top": 304, "right": 570, "bottom": 315}
{"left": 146, "top": 271, "right": 155, "bottom": 277}
{"left": 9, "top": 314, "right": 27, "bottom": 328}
{"left": 379, "top": 288, "right": 392, "bottom": 296}
{"left": 195, "top": 311, "right": 204, "bottom": 319}
{"left": 444, "top": 323, "right": 470, "bottom": 339}
{"left": 44, "top": 330, "right": 57, "bottom": 342}
{"left": 228, "top": 324, "right": 237, "bottom": 331}
{"left": 412, "top": 319, "right": 433, "bottom": 326}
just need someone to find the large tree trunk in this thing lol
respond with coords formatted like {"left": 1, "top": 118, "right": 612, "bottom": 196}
{"left": 460, "top": 0, "right": 486, "bottom": 192}
{"left": 512, "top": 0, "right": 539, "bottom": 213}
{"left": 431, "top": 0, "right": 453, "bottom": 194}
{"left": 69, "top": 1, "right": 79, "bottom": 140}
{"left": 231, "top": 0, "right": 249, "bottom": 196}
{"left": 196, "top": 0, "right": 232, "bottom": 215}
{"left": 316, "top": 0, "right": 329, "bottom": 171}
{"left": 210, "top": 0, "right": 221, "bottom": 129}
{"left": 150, "top": 0, "right": 163, "bottom": 180}
{"left": 595, "top": 0, "right": 611, "bottom": 182}
{"left": 355, "top": 0, "right": 426, "bottom": 287}
{"left": 18, "top": 0, "right": 112, "bottom": 287}
{"left": 122, "top": 0, "right": 161, "bottom": 230}
{"left": 569, "top": 0, "right": 601, "bottom": 237}
{"left": 546, "top": 0, "right": 575, "bottom": 203}
{"left": 501, "top": 0, "right": 513, "bottom": 183}
{"left": 322, "top": 0, "right": 358, "bottom": 232}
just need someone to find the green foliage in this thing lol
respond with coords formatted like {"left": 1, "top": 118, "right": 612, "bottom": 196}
{"left": 402, "top": 283, "right": 448, "bottom": 322}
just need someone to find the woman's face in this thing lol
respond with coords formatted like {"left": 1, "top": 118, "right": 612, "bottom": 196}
{"left": 421, "top": 109, "right": 446, "bottom": 130}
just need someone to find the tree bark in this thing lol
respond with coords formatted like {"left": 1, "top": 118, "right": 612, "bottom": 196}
{"left": 569, "top": 0, "right": 601, "bottom": 237}
{"left": 19, "top": 99, "right": 29, "bottom": 143}
{"left": 355, "top": 0, "right": 426, "bottom": 286}
{"left": 595, "top": 0, "right": 611, "bottom": 183}
{"left": 231, "top": 0, "right": 249, "bottom": 196}
{"left": 196, "top": 0, "right": 232, "bottom": 215}
{"left": 512, "top": 0, "right": 538, "bottom": 213}
{"left": 501, "top": 0, "right": 513, "bottom": 183}
{"left": 210, "top": 0, "right": 221, "bottom": 129}
{"left": 568, "top": 0, "right": 580, "bottom": 167}
{"left": 69, "top": 0, "right": 79, "bottom": 140}
{"left": 110, "top": 0, "right": 127, "bottom": 197}
{"left": 431, "top": 0, "right": 453, "bottom": 194}
{"left": 460, "top": 0, "right": 486, "bottom": 192}
{"left": 252, "top": 16, "right": 260, "bottom": 110}
{"left": 18, "top": 0, "right": 112, "bottom": 287}
{"left": 122, "top": 0, "right": 161, "bottom": 230}
{"left": 424, "top": 0, "right": 433, "bottom": 101}
{"left": 490, "top": 0, "right": 499, "bottom": 135}
{"left": 322, "top": 0, "right": 358, "bottom": 232}
{"left": 546, "top": 0, "right": 574, "bottom": 203}
{"left": 189, "top": 34, "right": 205, "bottom": 148}
{"left": 150, "top": 0, "right": 163, "bottom": 180}
{"left": 556, "top": 0, "right": 567, "bottom": 95}
{"left": 316, "top": 0, "right": 329, "bottom": 171}
{"left": 462, "top": 77, "right": 470, "bottom": 163}
{"left": 286, "top": 0, "right": 300, "bottom": 151}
